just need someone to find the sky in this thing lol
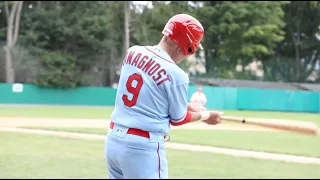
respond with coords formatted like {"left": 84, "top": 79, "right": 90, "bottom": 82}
{"left": 132, "top": 1, "right": 154, "bottom": 8}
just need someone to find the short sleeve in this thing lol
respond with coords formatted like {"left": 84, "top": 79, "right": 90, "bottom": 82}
{"left": 190, "top": 93, "right": 196, "bottom": 102}
{"left": 202, "top": 94, "right": 207, "bottom": 103}
{"left": 168, "top": 83, "right": 189, "bottom": 123}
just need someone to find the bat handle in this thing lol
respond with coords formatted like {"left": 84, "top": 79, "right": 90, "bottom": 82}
{"left": 221, "top": 116, "right": 246, "bottom": 123}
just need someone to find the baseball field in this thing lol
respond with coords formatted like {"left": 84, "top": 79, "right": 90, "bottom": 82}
{"left": 1, "top": 105, "right": 320, "bottom": 178}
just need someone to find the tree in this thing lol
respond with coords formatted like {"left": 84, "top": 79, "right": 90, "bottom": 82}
{"left": 131, "top": 1, "right": 194, "bottom": 46}
{"left": 195, "top": 1, "right": 286, "bottom": 77}
{"left": 124, "top": 1, "right": 131, "bottom": 53}
{"left": 264, "top": 1, "right": 320, "bottom": 82}
{"left": 18, "top": 1, "right": 126, "bottom": 87}
{"left": 3, "top": 1, "right": 23, "bottom": 83}
{"left": 36, "top": 51, "right": 78, "bottom": 88}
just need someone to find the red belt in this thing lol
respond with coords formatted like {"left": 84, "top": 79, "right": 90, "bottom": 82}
{"left": 110, "top": 122, "right": 166, "bottom": 139}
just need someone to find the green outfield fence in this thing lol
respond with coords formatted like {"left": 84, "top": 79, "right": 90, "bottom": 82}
{"left": 0, "top": 83, "right": 319, "bottom": 113}
{"left": 0, "top": 83, "right": 117, "bottom": 106}
{"left": 188, "top": 86, "right": 320, "bottom": 113}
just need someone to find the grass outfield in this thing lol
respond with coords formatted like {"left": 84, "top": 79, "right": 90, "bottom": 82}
{"left": 1, "top": 132, "right": 320, "bottom": 179}
{"left": 18, "top": 127, "right": 320, "bottom": 158}
{"left": 0, "top": 106, "right": 114, "bottom": 119}
{"left": 0, "top": 106, "right": 319, "bottom": 125}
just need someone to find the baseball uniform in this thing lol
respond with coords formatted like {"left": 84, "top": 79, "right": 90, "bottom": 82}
{"left": 104, "top": 13, "right": 205, "bottom": 179}
{"left": 105, "top": 45, "right": 189, "bottom": 179}
{"left": 190, "top": 89, "right": 207, "bottom": 108}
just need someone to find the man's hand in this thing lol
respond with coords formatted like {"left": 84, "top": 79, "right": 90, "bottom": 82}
{"left": 202, "top": 111, "right": 223, "bottom": 125}
{"left": 188, "top": 102, "right": 206, "bottom": 112}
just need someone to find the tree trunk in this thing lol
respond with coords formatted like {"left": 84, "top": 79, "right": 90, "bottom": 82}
{"left": 4, "top": 1, "right": 24, "bottom": 84}
{"left": 293, "top": 32, "right": 301, "bottom": 81}
{"left": 108, "top": 1, "right": 130, "bottom": 87}
{"left": 205, "top": 49, "right": 215, "bottom": 77}
{"left": 4, "top": 46, "right": 14, "bottom": 83}
{"left": 123, "top": 1, "right": 131, "bottom": 54}
{"left": 13, "top": 1, "right": 23, "bottom": 45}
{"left": 37, "top": 1, "right": 41, "bottom": 8}
{"left": 5, "top": 1, "right": 17, "bottom": 83}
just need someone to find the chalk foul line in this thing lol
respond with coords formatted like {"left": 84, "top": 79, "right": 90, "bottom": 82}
{"left": 1, "top": 127, "right": 320, "bottom": 165}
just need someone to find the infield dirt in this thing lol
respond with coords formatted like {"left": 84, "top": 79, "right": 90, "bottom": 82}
{"left": 1, "top": 116, "right": 320, "bottom": 165}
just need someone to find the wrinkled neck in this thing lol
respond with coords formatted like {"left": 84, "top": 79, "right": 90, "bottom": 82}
{"left": 158, "top": 38, "right": 179, "bottom": 63}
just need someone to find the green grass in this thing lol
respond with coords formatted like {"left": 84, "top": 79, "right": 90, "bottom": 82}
{"left": 0, "top": 106, "right": 319, "bottom": 125}
{"left": 0, "top": 106, "right": 114, "bottom": 119}
{"left": 1, "top": 132, "right": 320, "bottom": 178}
{"left": 18, "top": 126, "right": 320, "bottom": 158}
{"left": 221, "top": 110, "right": 320, "bottom": 126}
{"left": 19, "top": 126, "right": 110, "bottom": 135}
{"left": 170, "top": 129, "right": 320, "bottom": 158}
{"left": 0, "top": 132, "right": 108, "bottom": 179}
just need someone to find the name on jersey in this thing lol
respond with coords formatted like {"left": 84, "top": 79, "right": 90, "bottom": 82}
{"left": 123, "top": 51, "right": 170, "bottom": 86}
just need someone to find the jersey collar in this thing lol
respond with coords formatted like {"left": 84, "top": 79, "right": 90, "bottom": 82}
{"left": 152, "top": 45, "right": 176, "bottom": 64}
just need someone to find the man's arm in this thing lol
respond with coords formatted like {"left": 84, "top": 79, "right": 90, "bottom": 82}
{"left": 167, "top": 83, "right": 221, "bottom": 126}
{"left": 170, "top": 110, "right": 222, "bottom": 126}
{"left": 168, "top": 83, "right": 222, "bottom": 126}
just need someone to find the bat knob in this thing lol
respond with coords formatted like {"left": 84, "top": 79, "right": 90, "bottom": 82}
{"left": 242, "top": 118, "right": 246, "bottom": 123}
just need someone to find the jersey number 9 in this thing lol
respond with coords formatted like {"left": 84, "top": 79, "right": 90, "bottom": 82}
{"left": 122, "top": 73, "right": 143, "bottom": 107}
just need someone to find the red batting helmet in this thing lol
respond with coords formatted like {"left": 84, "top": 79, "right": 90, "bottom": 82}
{"left": 162, "top": 14, "right": 204, "bottom": 56}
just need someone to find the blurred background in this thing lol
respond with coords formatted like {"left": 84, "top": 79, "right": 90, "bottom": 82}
{"left": 0, "top": 1, "right": 319, "bottom": 87}
{"left": 0, "top": 1, "right": 319, "bottom": 112}
{"left": 0, "top": 2, "right": 320, "bottom": 178}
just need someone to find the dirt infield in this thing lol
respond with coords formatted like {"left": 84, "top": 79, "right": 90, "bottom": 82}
{"left": 2, "top": 116, "right": 320, "bottom": 165}
{"left": 0, "top": 116, "right": 280, "bottom": 132}
{"left": 1, "top": 126, "right": 320, "bottom": 165}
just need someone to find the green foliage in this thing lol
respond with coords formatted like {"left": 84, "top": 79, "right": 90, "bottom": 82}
{"left": 131, "top": 1, "right": 194, "bottom": 46}
{"left": 177, "top": 59, "right": 190, "bottom": 71}
{"left": 1, "top": 1, "right": 319, "bottom": 86}
{"left": 213, "top": 69, "right": 260, "bottom": 80}
{"left": 0, "top": 2, "right": 6, "bottom": 38}
{"left": 18, "top": 1, "right": 125, "bottom": 87}
{"left": 36, "top": 50, "right": 78, "bottom": 88}
{"left": 197, "top": 1, "right": 286, "bottom": 76}
{"left": 263, "top": 1, "right": 320, "bottom": 82}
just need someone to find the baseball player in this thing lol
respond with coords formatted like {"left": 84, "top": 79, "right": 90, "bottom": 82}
{"left": 190, "top": 87, "right": 207, "bottom": 109}
{"left": 105, "top": 14, "right": 223, "bottom": 179}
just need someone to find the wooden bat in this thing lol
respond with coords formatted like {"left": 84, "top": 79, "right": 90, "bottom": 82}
{"left": 221, "top": 116, "right": 319, "bottom": 135}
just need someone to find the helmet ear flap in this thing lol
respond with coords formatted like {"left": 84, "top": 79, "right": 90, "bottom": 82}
{"left": 162, "top": 14, "right": 204, "bottom": 56}
{"left": 187, "top": 43, "right": 194, "bottom": 54}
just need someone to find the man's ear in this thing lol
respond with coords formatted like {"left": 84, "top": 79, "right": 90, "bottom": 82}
{"left": 177, "top": 47, "right": 183, "bottom": 56}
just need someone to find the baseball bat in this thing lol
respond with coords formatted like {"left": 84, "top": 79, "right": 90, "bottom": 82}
{"left": 221, "top": 116, "right": 319, "bottom": 135}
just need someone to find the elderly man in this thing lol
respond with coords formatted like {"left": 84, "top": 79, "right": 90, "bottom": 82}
{"left": 190, "top": 88, "right": 207, "bottom": 109}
